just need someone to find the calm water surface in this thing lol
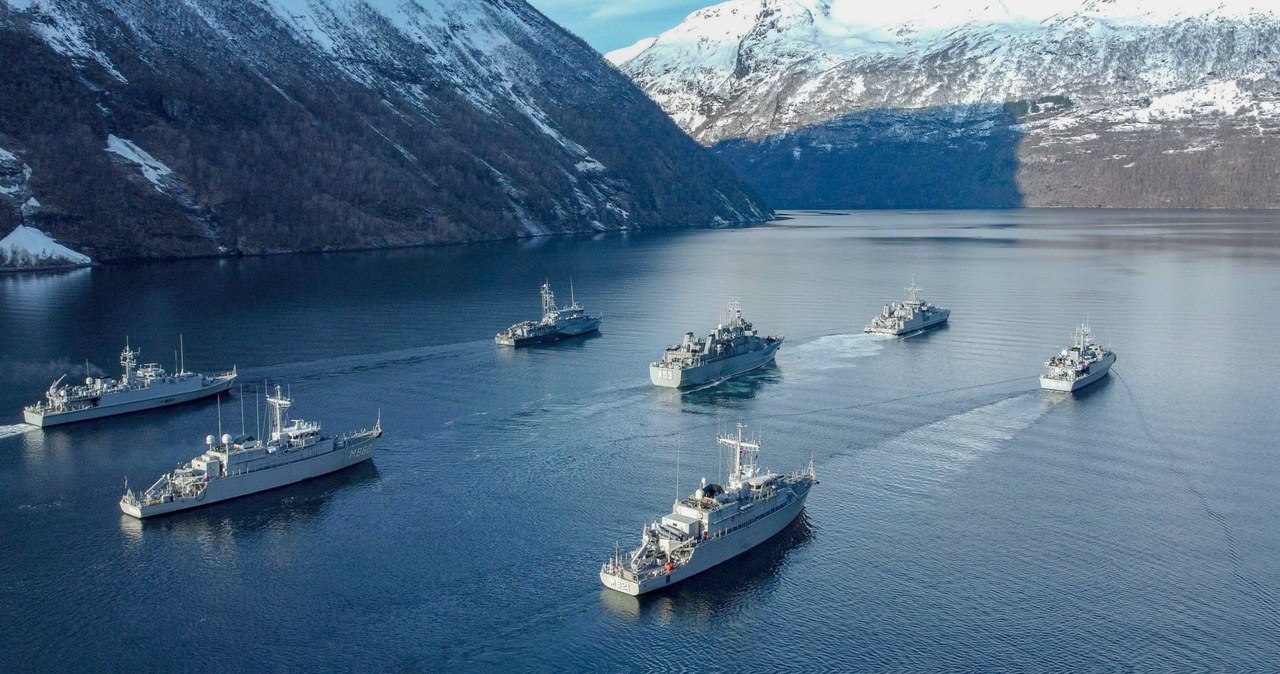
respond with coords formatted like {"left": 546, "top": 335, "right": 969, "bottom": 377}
{"left": 2, "top": 210, "right": 1279, "bottom": 670}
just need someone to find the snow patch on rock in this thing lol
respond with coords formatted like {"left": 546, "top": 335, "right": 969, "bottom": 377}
{"left": 104, "top": 135, "right": 173, "bottom": 192}
{"left": 0, "top": 225, "right": 91, "bottom": 267}
{"left": 8, "top": 0, "right": 128, "bottom": 82}
{"left": 0, "top": 146, "right": 33, "bottom": 199}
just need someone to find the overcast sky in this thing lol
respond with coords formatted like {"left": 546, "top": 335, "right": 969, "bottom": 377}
{"left": 526, "top": 0, "right": 711, "bottom": 53}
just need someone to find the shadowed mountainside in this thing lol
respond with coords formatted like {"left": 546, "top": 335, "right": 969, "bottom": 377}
{"left": 713, "top": 106, "right": 1025, "bottom": 209}
{"left": 0, "top": 0, "right": 768, "bottom": 262}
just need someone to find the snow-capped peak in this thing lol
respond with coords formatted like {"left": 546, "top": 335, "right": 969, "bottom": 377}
{"left": 605, "top": 37, "right": 656, "bottom": 66}
{"left": 615, "top": 0, "right": 1280, "bottom": 67}
{"left": 616, "top": 0, "right": 1280, "bottom": 142}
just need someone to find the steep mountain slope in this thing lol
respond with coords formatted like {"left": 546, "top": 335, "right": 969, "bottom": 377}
{"left": 612, "top": 0, "right": 1280, "bottom": 208}
{"left": 0, "top": 0, "right": 768, "bottom": 261}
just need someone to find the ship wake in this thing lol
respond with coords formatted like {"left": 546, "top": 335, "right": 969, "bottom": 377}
{"left": 0, "top": 423, "right": 37, "bottom": 440}
{"left": 787, "top": 332, "right": 887, "bottom": 371}
{"left": 861, "top": 394, "right": 1057, "bottom": 499}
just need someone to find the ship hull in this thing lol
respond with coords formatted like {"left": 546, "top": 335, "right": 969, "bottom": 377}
{"left": 120, "top": 434, "right": 377, "bottom": 519}
{"left": 495, "top": 318, "right": 601, "bottom": 347}
{"left": 23, "top": 375, "right": 236, "bottom": 427}
{"left": 600, "top": 484, "right": 811, "bottom": 596}
{"left": 556, "top": 317, "right": 601, "bottom": 337}
{"left": 1040, "top": 352, "right": 1117, "bottom": 392}
{"left": 495, "top": 331, "right": 558, "bottom": 347}
{"left": 864, "top": 308, "right": 950, "bottom": 336}
{"left": 649, "top": 339, "right": 782, "bottom": 388}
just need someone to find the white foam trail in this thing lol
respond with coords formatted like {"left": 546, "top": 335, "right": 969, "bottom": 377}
{"left": 858, "top": 394, "right": 1055, "bottom": 497}
{"left": 0, "top": 423, "right": 37, "bottom": 440}
{"left": 788, "top": 332, "right": 888, "bottom": 371}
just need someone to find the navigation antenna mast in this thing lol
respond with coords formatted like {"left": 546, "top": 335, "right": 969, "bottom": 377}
{"left": 179, "top": 334, "right": 185, "bottom": 374}
{"left": 717, "top": 421, "right": 723, "bottom": 484}
{"left": 675, "top": 437, "right": 681, "bottom": 505}
{"left": 255, "top": 384, "right": 261, "bottom": 441}
{"left": 541, "top": 280, "right": 556, "bottom": 317}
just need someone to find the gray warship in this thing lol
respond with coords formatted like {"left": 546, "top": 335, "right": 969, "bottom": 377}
{"left": 1040, "top": 322, "right": 1116, "bottom": 392}
{"left": 120, "top": 385, "right": 381, "bottom": 518}
{"left": 23, "top": 341, "right": 236, "bottom": 427}
{"left": 600, "top": 423, "right": 816, "bottom": 596}
{"left": 496, "top": 281, "right": 601, "bottom": 347}
{"left": 864, "top": 279, "right": 950, "bottom": 336}
{"left": 650, "top": 302, "right": 782, "bottom": 388}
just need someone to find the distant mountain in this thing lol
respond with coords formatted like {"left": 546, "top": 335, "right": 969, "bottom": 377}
{"left": 0, "top": 0, "right": 768, "bottom": 262}
{"left": 611, "top": 0, "right": 1280, "bottom": 208}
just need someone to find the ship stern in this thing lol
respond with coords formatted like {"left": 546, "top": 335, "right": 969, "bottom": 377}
{"left": 22, "top": 409, "right": 46, "bottom": 427}
{"left": 1039, "top": 376, "right": 1074, "bottom": 392}
{"left": 119, "top": 497, "right": 144, "bottom": 519}
{"left": 649, "top": 365, "right": 682, "bottom": 388}
{"left": 599, "top": 570, "right": 643, "bottom": 596}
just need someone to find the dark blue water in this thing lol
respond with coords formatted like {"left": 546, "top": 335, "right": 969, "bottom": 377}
{"left": 2, "top": 210, "right": 1279, "bottom": 670}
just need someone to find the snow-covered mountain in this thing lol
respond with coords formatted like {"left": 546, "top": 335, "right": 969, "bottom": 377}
{"left": 0, "top": 0, "right": 767, "bottom": 261}
{"left": 612, "top": 0, "right": 1280, "bottom": 208}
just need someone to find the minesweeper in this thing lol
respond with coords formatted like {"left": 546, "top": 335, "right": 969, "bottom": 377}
{"left": 22, "top": 342, "right": 236, "bottom": 427}
{"left": 1040, "top": 322, "right": 1116, "bottom": 392}
{"left": 496, "top": 281, "right": 601, "bottom": 347}
{"left": 650, "top": 302, "right": 782, "bottom": 388}
{"left": 864, "top": 278, "right": 950, "bottom": 336}
{"left": 120, "top": 386, "right": 381, "bottom": 518}
{"left": 600, "top": 424, "right": 816, "bottom": 596}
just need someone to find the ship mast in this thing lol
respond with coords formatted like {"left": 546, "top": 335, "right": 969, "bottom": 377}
{"left": 267, "top": 384, "right": 292, "bottom": 441}
{"left": 120, "top": 340, "right": 138, "bottom": 382}
{"left": 719, "top": 422, "right": 760, "bottom": 482}
{"left": 540, "top": 281, "right": 557, "bottom": 320}
{"left": 906, "top": 277, "right": 922, "bottom": 304}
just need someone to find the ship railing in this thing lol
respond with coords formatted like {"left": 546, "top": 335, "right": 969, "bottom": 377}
{"left": 336, "top": 425, "right": 381, "bottom": 446}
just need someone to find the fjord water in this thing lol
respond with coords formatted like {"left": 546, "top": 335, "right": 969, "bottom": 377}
{"left": 2, "top": 210, "right": 1279, "bottom": 670}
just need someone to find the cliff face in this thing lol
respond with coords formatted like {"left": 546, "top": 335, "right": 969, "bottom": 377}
{"left": 612, "top": 0, "right": 1280, "bottom": 208}
{"left": 0, "top": 0, "right": 769, "bottom": 262}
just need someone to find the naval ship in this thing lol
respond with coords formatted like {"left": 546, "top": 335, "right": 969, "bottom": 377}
{"left": 120, "top": 386, "right": 381, "bottom": 518}
{"left": 864, "top": 279, "right": 950, "bottom": 336}
{"left": 1040, "top": 322, "right": 1116, "bottom": 392}
{"left": 23, "top": 342, "right": 236, "bottom": 427}
{"left": 600, "top": 424, "right": 816, "bottom": 595}
{"left": 495, "top": 281, "right": 601, "bottom": 347}
{"left": 650, "top": 303, "right": 782, "bottom": 388}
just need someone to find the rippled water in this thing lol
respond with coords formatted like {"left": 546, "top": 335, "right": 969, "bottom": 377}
{"left": 2, "top": 210, "right": 1279, "bottom": 670}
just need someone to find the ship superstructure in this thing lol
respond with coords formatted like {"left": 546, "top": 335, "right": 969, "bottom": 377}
{"left": 22, "top": 342, "right": 236, "bottom": 427}
{"left": 864, "top": 279, "right": 950, "bottom": 336}
{"left": 1040, "top": 322, "right": 1116, "bottom": 392}
{"left": 650, "top": 303, "right": 782, "bottom": 388}
{"left": 496, "top": 281, "right": 601, "bottom": 347}
{"left": 120, "top": 386, "right": 381, "bottom": 518}
{"left": 599, "top": 424, "right": 816, "bottom": 595}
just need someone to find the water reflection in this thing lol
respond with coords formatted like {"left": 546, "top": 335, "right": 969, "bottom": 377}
{"left": 0, "top": 266, "right": 90, "bottom": 306}
{"left": 599, "top": 512, "right": 815, "bottom": 623}
{"left": 645, "top": 363, "right": 783, "bottom": 416}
